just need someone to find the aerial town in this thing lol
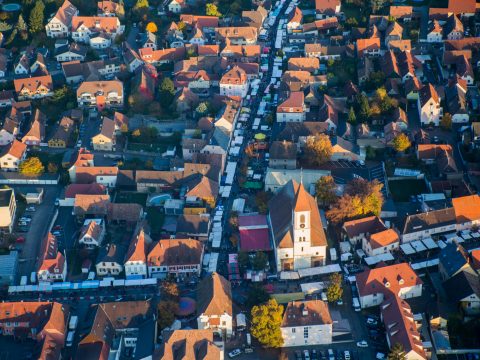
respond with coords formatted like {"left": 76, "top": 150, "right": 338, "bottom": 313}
{"left": 0, "top": 0, "right": 480, "bottom": 359}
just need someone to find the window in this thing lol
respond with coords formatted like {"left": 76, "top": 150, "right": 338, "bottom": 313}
{"left": 292, "top": 328, "right": 296, "bottom": 333}
{"left": 303, "top": 327, "right": 308, "bottom": 338}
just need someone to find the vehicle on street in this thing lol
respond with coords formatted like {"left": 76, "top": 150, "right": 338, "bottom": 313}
{"left": 376, "top": 353, "right": 386, "bottom": 359}
{"left": 328, "top": 349, "right": 335, "bottom": 360}
{"left": 16, "top": 237, "right": 25, "bottom": 243}
{"left": 357, "top": 340, "right": 368, "bottom": 348}
{"left": 344, "top": 351, "right": 351, "bottom": 360}
{"left": 295, "top": 350, "right": 302, "bottom": 360}
{"left": 26, "top": 206, "right": 36, "bottom": 212}
{"left": 367, "top": 318, "right": 378, "bottom": 326}
{"left": 304, "top": 349, "right": 310, "bottom": 360}
{"left": 228, "top": 349, "right": 242, "bottom": 358}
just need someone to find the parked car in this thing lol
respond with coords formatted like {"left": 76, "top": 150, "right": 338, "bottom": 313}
{"left": 295, "top": 350, "right": 302, "bottom": 360}
{"left": 304, "top": 349, "right": 310, "bottom": 360}
{"left": 228, "top": 349, "right": 242, "bottom": 358}
{"left": 344, "top": 351, "right": 351, "bottom": 360}
{"left": 357, "top": 340, "right": 368, "bottom": 348}
{"left": 366, "top": 318, "right": 378, "bottom": 326}
{"left": 26, "top": 206, "right": 36, "bottom": 212}
{"left": 16, "top": 237, "right": 25, "bottom": 243}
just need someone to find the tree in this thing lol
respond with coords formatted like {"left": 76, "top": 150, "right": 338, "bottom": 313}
{"left": 196, "top": 102, "right": 208, "bottom": 115}
{"left": 161, "top": 281, "right": 180, "bottom": 301}
{"left": 120, "top": 124, "right": 128, "bottom": 133}
{"left": 229, "top": 211, "right": 239, "bottom": 230}
{"left": 5, "top": 29, "right": 17, "bottom": 45}
{"left": 392, "top": 133, "right": 411, "bottom": 152}
{"left": 19, "top": 157, "right": 44, "bottom": 177}
{"left": 441, "top": 112, "right": 452, "bottom": 130}
{"left": 388, "top": 343, "right": 406, "bottom": 360}
{"left": 246, "top": 283, "right": 270, "bottom": 308}
{"left": 177, "top": 21, "right": 186, "bottom": 32}
{"left": 357, "top": 93, "right": 371, "bottom": 122}
{"left": 146, "top": 22, "right": 157, "bottom": 33}
{"left": 47, "top": 162, "right": 58, "bottom": 174}
{"left": 16, "top": 14, "right": 28, "bottom": 40}
{"left": 159, "top": 78, "right": 175, "bottom": 109}
{"left": 255, "top": 191, "right": 271, "bottom": 214}
{"left": 326, "top": 273, "right": 343, "bottom": 302}
{"left": 251, "top": 299, "right": 284, "bottom": 348}
{"left": 206, "top": 3, "right": 221, "bottom": 17}
{"left": 315, "top": 175, "right": 337, "bottom": 206}
{"left": 157, "top": 301, "right": 178, "bottom": 331}
{"left": 347, "top": 106, "right": 356, "bottom": 125}
{"left": 238, "top": 251, "right": 250, "bottom": 272}
{"left": 29, "top": 0, "right": 45, "bottom": 34}
{"left": 252, "top": 251, "right": 268, "bottom": 271}
{"left": 304, "top": 134, "right": 332, "bottom": 165}
{"left": 134, "top": 0, "right": 149, "bottom": 10}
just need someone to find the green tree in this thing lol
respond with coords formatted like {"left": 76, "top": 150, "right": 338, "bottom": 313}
{"left": 255, "top": 191, "right": 271, "bottom": 214}
{"left": 29, "top": 0, "right": 45, "bottom": 34}
{"left": 315, "top": 175, "right": 337, "bottom": 206}
{"left": 304, "top": 133, "right": 332, "bottom": 165}
{"left": 357, "top": 93, "right": 371, "bottom": 122}
{"left": 347, "top": 106, "right": 356, "bottom": 125}
{"left": 159, "top": 77, "right": 175, "bottom": 109}
{"left": 251, "top": 299, "right": 284, "bottom": 348}
{"left": 19, "top": 157, "right": 44, "bottom": 177}
{"left": 388, "top": 343, "right": 406, "bottom": 360}
{"left": 238, "top": 251, "right": 250, "bottom": 272}
{"left": 47, "top": 162, "right": 58, "bottom": 173}
{"left": 441, "top": 112, "right": 452, "bottom": 130}
{"left": 326, "top": 273, "right": 343, "bottom": 302}
{"left": 196, "top": 101, "right": 209, "bottom": 115}
{"left": 157, "top": 301, "right": 178, "bottom": 331}
{"left": 5, "top": 29, "right": 17, "bottom": 45}
{"left": 16, "top": 14, "right": 28, "bottom": 40}
{"left": 392, "top": 133, "right": 411, "bottom": 152}
{"left": 252, "top": 251, "right": 268, "bottom": 271}
{"left": 206, "top": 3, "right": 221, "bottom": 17}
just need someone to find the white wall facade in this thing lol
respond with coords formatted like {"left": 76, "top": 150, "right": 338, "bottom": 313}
{"left": 281, "top": 324, "right": 332, "bottom": 347}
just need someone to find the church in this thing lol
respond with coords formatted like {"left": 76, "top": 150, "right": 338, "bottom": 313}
{"left": 268, "top": 180, "right": 328, "bottom": 271}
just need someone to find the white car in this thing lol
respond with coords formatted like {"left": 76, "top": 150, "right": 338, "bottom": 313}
{"left": 228, "top": 349, "right": 242, "bottom": 358}
{"left": 357, "top": 340, "right": 368, "bottom": 348}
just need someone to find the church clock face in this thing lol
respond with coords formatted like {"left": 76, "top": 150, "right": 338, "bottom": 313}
{"left": 300, "top": 223, "right": 305, "bottom": 228}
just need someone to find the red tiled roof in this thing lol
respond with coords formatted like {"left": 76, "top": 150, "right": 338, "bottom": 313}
{"left": 452, "top": 194, "right": 480, "bottom": 224}
{"left": 277, "top": 91, "right": 304, "bottom": 113}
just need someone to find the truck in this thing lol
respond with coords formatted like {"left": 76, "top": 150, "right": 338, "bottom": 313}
{"left": 329, "top": 248, "right": 337, "bottom": 262}
{"left": 69, "top": 316, "right": 78, "bottom": 331}
{"left": 236, "top": 313, "right": 246, "bottom": 331}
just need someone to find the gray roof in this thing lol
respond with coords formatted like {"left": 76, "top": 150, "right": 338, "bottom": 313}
{"left": 176, "top": 214, "right": 210, "bottom": 236}
{"left": 403, "top": 208, "right": 456, "bottom": 235}
{"left": 443, "top": 270, "right": 480, "bottom": 302}
{"left": 0, "top": 188, "right": 13, "bottom": 207}
{"left": 439, "top": 243, "right": 470, "bottom": 279}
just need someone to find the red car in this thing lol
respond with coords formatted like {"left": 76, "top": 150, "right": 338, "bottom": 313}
{"left": 16, "top": 237, "right": 25, "bottom": 243}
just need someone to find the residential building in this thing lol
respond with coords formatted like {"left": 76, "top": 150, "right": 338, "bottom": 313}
{"left": 438, "top": 242, "right": 475, "bottom": 281}
{"left": 443, "top": 270, "right": 480, "bottom": 316}
{"left": 315, "top": 0, "right": 340, "bottom": 18}
{"left": 14, "top": 75, "right": 54, "bottom": 100}
{"left": 281, "top": 300, "right": 333, "bottom": 347}
{"left": 381, "top": 296, "right": 427, "bottom": 360}
{"left": 168, "top": 0, "right": 186, "bottom": 13}
{"left": 268, "top": 180, "right": 327, "bottom": 271}
{"left": 71, "top": 16, "right": 124, "bottom": 48}
{"left": 176, "top": 214, "right": 211, "bottom": 241}
{"left": 427, "top": 20, "right": 443, "bottom": 43}
{"left": 55, "top": 42, "right": 87, "bottom": 62}
{"left": 0, "top": 188, "right": 16, "bottom": 233}
{"left": 21, "top": 109, "right": 46, "bottom": 146}
{"left": 147, "top": 238, "right": 203, "bottom": 279}
{"left": 0, "top": 140, "right": 27, "bottom": 171}
{"left": 277, "top": 92, "right": 306, "bottom": 122}
{"left": 92, "top": 116, "right": 116, "bottom": 151}
{"left": 78, "top": 219, "right": 105, "bottom": 248}
{"left": 418, "top": 83, "right": 442, "bottom": 126}
{"left": 96, "top": 243, "right": 127, "bottom": 276}
{"left": 48, "top": 116, "right": 75, "bottom": 148}
{"left": 342, "top": 216, "right": 387, "bottom": 245}
{"left": 197, "top": 272, "right": 233, "bottom": 337}
{"left": 97, "top": 0, "right": 120, "bottom": 17}
{"left": 77, "top": 80, "right": 124, "bottom": 110}
{"left": 0, "top": 251, "right": 18, "bottom": 286}
{"left": 269, "top": 140, "right": 297, "bottom": 170}
{"left": 215, "top": 27, "right": 258, "bottom": 45}
{"left": 417, "top": 144, "right": 458, "bottom": 176}
{"left": 124, "top": 226, "right": 152, "bottom": 280}
{"left": 362, "top": 229, "right": 400, "bottom": 257}
{"left": 355, "top": 263, "right": 423, "bottom": 308}
{"left": 37, "top": 233, "right": 67, "bottom": 282}
{"left": 219, "top": 66, "right": 249, "bottom": 98}
{"left": 157, "top": 330, "right": 224, "bottom": 359}
{"left": 45, "top": 0, "right": 78, "bottom": 38}
{"left": 402, "top": 208, "right": 456, "bottom": 242}
{"left": 452, "top": 194, "right": 480, "bottom": 231}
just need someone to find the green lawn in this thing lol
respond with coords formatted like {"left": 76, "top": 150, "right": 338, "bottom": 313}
{"left": 127, "top": 142, "right": 167, "bottom": 153}
{"left": 388, "top": 179, "right": 427, "bottom": 202}
{"left": 115, "top": 192, "right": 148, "bottom": 207}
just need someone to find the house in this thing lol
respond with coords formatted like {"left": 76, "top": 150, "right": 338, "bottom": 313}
{"left": 62, "top": 183, "right": 106, "bottom": 207}
{"left": 123, "top": 42, "right": 143, "bottom": 73}
{"left": 139, "top": 47, "right": 186, "bottom": 66}
{"left": 315, "top": 0, "right": 340, "bottom": 18}
{"left": 107, "top": 203, "right": 143, "bottom": 227}
{"left": 0, "top": 90, "right": 14, "bottom": 108}
{"left": 438, "top": 242, "right": 475, "bottom": 281}
{"left": 417, "top": 144, "right": 458, "bottom": 176}
{"left": 197, "top": 272, "right": 233, "bottom": 337}
{"left": 0, "top": 302, "right": 69, "bottom": 359}
{"left": 355, "top": 263, "right": 423, "bottom": 308}
{"left": 444, "top": 14, "right": 464, "bottom": 40}
{"left": 281, "top": 300, "right": 332, "bottom": 347}
{"left": 168, "top": 0, "right": 186, "bottom": 14}
{"left": 48, "top": 116, "right": 75, "bottom": 148}
{"left": 277, "top": 92, "right": 306, "bottom": 122}
{"left": 287, "top": 7, "right": 303, "bottom": 33}
{"left": 21, "top": 109, "right": 45, "bottom": 146}
{"left": 385, "top": 21, "right": 403, "bottom": 46}
{"left": 269, "top": 140, "right": 297, "bottom": 170}
{"left": 92, "top": 117, "right": 116, "bottom": 151}
{"left": 73, "top": 194, "right": 110, "bottom": 221}
{"left": 330, "top": 136, "right": 363, "bottom": 162}
{"left": 77, "top": 80, "right": 124, "bottom": 110}
{"left": 389, "top": 6, "right": 413, "bottom": 21}
{"left": 356, "top": 38, "right": 381, "bottom": 57}
{"left": 37, "top": 233, "right": 66, "bottom": 282}
{"left": 445, "top": 77, "right": 469, "bottom": 123}
{"left": 402, "top": 208, "right": 456, "bottom": 242}
{"left": 381, "top": 296, "right": 427, "bottom": 360}
{"left": 124, "top": 226, "right": 152, "bottom": 279}
{"left": 55, "top": 42, "right": 87, "bottom": 62}
{"left": 219, "top": 66, "right": 249, "bottom": 98}
{"left": 183, "top": 175, "right": 219, "bottom": 209}
{"left": 78, "top": 219, "right": 105, "bottom": 248}
{"left": 405, "top": 77, "right": 423, "bottom": 100}
{"left": 45, "top": 0, "right": 78, "bottom": 38}
{"left": 443, "top": 270, "right": 480, "bottom": 316}
{"left": 215, "top": 27, "right": 258, "bottom": 45}
{"left": 342, "top": 216, "right": 387, "bottom": 245}
{"left": 427, "top": 20, "right": 443, "bottom": 43}
{"left": 287, "top": 57, "right": 320, "bottom": 73}
{"left": 97, "top": 0, "right": 120, "bottom": 17}
{"left": 14, "top": 75, "right": 54, "bottom": 100}
{"left": 362, "top": 229, "right": 400, "bottom": 257}
{"left": 242, "top": 7, "right": 268, "bottom": 30}
{"left": 71, "top": 16, "right": 124, "bottom": 49}
{"left": 95, "top": 243, "right": 127, "bottom": 276}
{"left": 157, "top": 330, "right": 224, "bottom": 359}
{"left": 147, "top": 238, "right": 203, "bottom": 279}
{"left": 0, "top": 140, "right": 27, "bottom": 171}
{"left": 182, "top": 138, "right": 208, "bottom": 161}
{"left": 75, "top": 166, "right": 118, "bottom": 187}
{"left": 77, "top": 301, "right": 155, "bottom": 359}
{"left": 0, "top": 188, "right": 16, "bottom": 233}
{"left": 452, "top": 194, "right": 480, "bottom": 231}
{"left": 418, "top": 83, "right": 442, "bottom": 126}
{"left": 268, "top": 180, "right": 327, "bottom": 271}
{"left": 382, "top": 50, "right": 417, "bottom": 83}
{"left": 176, "top": 214, "right": 211, "bottom": 241}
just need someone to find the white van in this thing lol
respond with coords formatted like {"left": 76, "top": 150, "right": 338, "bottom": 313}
{"left": 352, "top": 297, "right": 361, "bottom": 312}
